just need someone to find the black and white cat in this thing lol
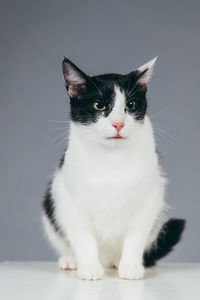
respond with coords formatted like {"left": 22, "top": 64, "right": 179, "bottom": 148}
{"left": 42, "top": 57, "right": 185, "bottom": 280}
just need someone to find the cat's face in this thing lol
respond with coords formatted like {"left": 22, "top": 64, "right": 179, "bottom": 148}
{"left": 62, "top": 57, "right": 157, "bottom": 147}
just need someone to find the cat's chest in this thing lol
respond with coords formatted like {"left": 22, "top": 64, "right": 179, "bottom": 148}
{"left": 69, "top": 158, "right": 149, "bottom": 234}
{"left": 82, "top": 161, "right": 142, "bottom": 193}
{"left": 65, "top": 149, "right": 153, "bottom": 207}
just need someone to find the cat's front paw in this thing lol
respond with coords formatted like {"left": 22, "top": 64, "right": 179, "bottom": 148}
{"left": 118, "top": 263, "right": 145, "bottom": 280}
{"left": 58, "top": 256, "right": 76, "bottom": 270}
{"left": 77, "top": 263, "right": 104, "bottom": 280}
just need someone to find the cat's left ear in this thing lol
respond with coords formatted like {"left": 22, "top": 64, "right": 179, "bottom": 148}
{"left": 136, "top": 57, "right": 157, "bottom": 86}
{"left": 62, "top": 58, "right": 88, "bottom": 98}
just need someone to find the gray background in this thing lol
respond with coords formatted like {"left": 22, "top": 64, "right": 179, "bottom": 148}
{"left": 0, "top": 0, "right": 199, "bottom": 262}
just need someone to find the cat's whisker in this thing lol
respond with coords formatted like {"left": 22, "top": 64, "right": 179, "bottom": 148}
{"left": 127, "top": 85, "right": 145, "bottom": 98}
{"left": 127, "top": 81, "right": 138, "bottom": 98}
{"left": 154, "top": 126, "right": 176, "bottom": 141}
{"left": 52, "top": 127, "right": 68, "bottom": 131}
{"left": 155, "top": 129, "right": 176, "bottom": 142}
{"left": 149, "top": 107, "right": 168, "bottom": 120}
{"left": 50, "top": 119, "right": 70, "bottom": 123}
{"left": 155, "top": 123, "right": 172, "bottom": 130}
{"left": 50, "top": 132, "right": 68, "bottom": 145}
{"left": 53, "top": 136, "right": 68, "bottom": 152}
{"left": 153, "top": 122, "right": 176, "bottom": 140}
{"left": 154, "top": 129, "right": 175, "bottom": 146}
{"left": 50, "top": 119, "right": 70, "bottom": 131}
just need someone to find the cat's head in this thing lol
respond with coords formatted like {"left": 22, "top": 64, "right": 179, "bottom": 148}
{"left": 62, "top": 57, "right": 157, "bottom": 147}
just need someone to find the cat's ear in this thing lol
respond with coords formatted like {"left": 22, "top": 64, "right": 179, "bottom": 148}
{"left": 136, "top": 57, "right": 157, "bottom": 86}
{"left": 62, "top": 58, "right": 88, "bottom": 98}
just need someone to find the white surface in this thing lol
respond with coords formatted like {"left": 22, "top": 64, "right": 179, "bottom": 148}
{"left": 0, "top": 262, "right": 199, "bottom": 300}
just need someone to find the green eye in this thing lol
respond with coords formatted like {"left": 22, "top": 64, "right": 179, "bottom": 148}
{"left": 125, "top": 100, "right": 136, "bottom": 111}
{"left": 93, "top": 102, "right": 106, "bottom": 111}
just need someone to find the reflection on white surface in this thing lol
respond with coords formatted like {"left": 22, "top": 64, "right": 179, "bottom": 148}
{"left": 0, "top": 262, "right": 200, "bottom": 300}
{"left": 47, "top": 268, "right": 179, "bottom": 300}
{"left": 48, "top": 272, "right": 146, "bottom": 300}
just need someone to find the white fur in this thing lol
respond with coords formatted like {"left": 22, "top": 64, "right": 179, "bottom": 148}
{"left": 43, "top": 85, "right": 166, "bottom": 280}
{"left": 137, "top": 57, "right": 157, "bottom": 84}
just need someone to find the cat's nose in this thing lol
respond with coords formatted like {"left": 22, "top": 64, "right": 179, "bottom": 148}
{"left": 112, "top": 122, "right": 124, "bottom": 132}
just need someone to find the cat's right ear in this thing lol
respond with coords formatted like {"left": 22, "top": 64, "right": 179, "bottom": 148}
{"left": 62, "top": 58, "right": 88, "bottom": 98}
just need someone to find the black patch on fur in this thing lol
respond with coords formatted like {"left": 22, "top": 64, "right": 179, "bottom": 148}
{"left": 143, "top": 218, "right": 186, "bottom": 267}
{"left": 155, "top": 146, "right": 163, "bottom": 164}
{"left": 42, "top": 181, "right": 60, "bottom": 232}
{"left": 62, "top": 58, "right": 148, "bottom": 125}
{"left": 59, "top": 151, "right": 65, "bottom": 169}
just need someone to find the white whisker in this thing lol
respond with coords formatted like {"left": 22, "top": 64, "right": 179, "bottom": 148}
{"left": 50, "top": 132, "right": 68, "bottom": 145}
{"left": 150, "top": 107, "right": 168, "bottom": 120}
{"left": 53, "top": 136, "right": 68, "bottom": 152}
{"left": 50, "top": 119, "right": 69, "bottom": 123}
{"left": 52, "top": 127, "right": 68, "bottom": 131}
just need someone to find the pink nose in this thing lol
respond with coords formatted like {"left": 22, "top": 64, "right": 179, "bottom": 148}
{"left": 112, "top": 122, "right": 124, "bottom": 132}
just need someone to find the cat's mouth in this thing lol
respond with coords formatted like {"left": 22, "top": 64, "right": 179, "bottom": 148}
{"left": 107, "top": 134, "right": 124, "bottom": 139}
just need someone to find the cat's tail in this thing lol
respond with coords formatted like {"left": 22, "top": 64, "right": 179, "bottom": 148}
{"left": 144, "top": 218, "right": 186, "bottom": 267}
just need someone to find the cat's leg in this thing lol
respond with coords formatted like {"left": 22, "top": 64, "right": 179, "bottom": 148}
{"left": 61, "top": 214, "right": 104, "bottom": 280}
{"left": 118, "top": 195, "right": 163, "bottom": 280}
{"left": 69, "top": 223, "right": 104, "bottom": 280}
{"left": 52, "top": 176, "right": 104, "bottom": 280}
{"left": 42, "top": 215, "right": 76, "bottom": 270}
{"left": 58, "top": 250, "right": 76, "bottom": 271}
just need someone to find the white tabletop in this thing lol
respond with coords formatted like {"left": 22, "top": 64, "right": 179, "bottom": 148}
{"left": 0, "top": 262, "right": 199, "bottom": 300}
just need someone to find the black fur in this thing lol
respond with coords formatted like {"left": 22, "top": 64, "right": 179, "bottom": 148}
{"left": 59, "top": 151, "right": 65, "bottom": 169}
{"left": 42, "top": 181, "right": 61, "bottom": 232}
{"left": 143, "top": 219, "right": 186, "bottom": 267}
{"left": 62, "top": 58, "right": 148, "bottom": 125}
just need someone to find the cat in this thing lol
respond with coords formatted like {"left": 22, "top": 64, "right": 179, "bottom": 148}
{"left": 42, "top": 57, "right": 185, "bottom": 280}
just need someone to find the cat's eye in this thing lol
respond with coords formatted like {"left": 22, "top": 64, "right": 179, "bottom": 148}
{"left": 93, "top": 102, "right": 106, "bottom": 111}
{"left": 125, "top": 100, "right": 136, "bottom": 111}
